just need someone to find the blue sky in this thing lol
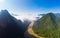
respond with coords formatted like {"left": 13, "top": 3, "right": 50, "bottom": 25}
{"left": 0, "top": 0, "right": 60, "bottom": 16}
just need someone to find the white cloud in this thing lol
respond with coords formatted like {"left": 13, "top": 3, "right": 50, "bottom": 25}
{"left": 13, "top": 13, "right": 42, "bottom": 22}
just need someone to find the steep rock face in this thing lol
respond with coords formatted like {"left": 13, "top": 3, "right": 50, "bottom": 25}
{"left": 0, "top": 10, "right": 24, "bottom": 38}
{"left": 33, "top": 13, "right": 60, "bottom": 38}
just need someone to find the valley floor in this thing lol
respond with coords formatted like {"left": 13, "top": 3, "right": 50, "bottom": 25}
{"left": 24, "top": 21, "right": 44, "bottom": 38}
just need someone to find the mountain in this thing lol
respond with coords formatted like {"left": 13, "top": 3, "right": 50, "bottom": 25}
{"left": 55, "top": 13, "right": 60, "bottom": 18}
{"left": 0, "top": 10, "right": 24, "bottom": 38}
{"left": 32, "top": 13, "right": 60, "bottom": 38}
{"left": 38, "top": 13, "right": 60, "bottom": 18}
{"left": 38, "top": 14, "right": 45, "bottom": 16}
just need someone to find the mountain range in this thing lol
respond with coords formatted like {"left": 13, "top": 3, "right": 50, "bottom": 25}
{"left": 0, "top": 9, "right": 60, "bottom": 38}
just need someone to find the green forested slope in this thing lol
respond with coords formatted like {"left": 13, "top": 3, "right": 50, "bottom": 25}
{"left": 32, "top": 13, "right": 60, "bottom": 38}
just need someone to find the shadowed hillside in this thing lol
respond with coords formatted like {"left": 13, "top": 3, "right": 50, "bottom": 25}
{"left": 0, "top": 10, "right": 25, "bottom": 38}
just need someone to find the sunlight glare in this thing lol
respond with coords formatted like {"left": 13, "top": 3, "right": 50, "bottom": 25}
{"left": 0, "top": 0, "right": 4, "bottom": 3}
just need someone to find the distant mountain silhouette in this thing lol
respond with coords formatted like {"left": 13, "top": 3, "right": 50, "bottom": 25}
{"left": 33, "top": 13, "right": 60, "bottom": 38}
{"left": 38, "top": 14, "right": 45, "bottom": 16}
{"left": 0, "top": 10, "right": 25, "bottom": 38}
{"left": 55, "top": 13, "right": 60, "bottom": 18}
{"left": 38, "top": 13, "right": 60, "bottom": 18}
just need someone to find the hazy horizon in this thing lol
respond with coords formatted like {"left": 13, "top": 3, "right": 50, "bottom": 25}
{"left": 0, "top": 0, "right": 60, "bottom": 21}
